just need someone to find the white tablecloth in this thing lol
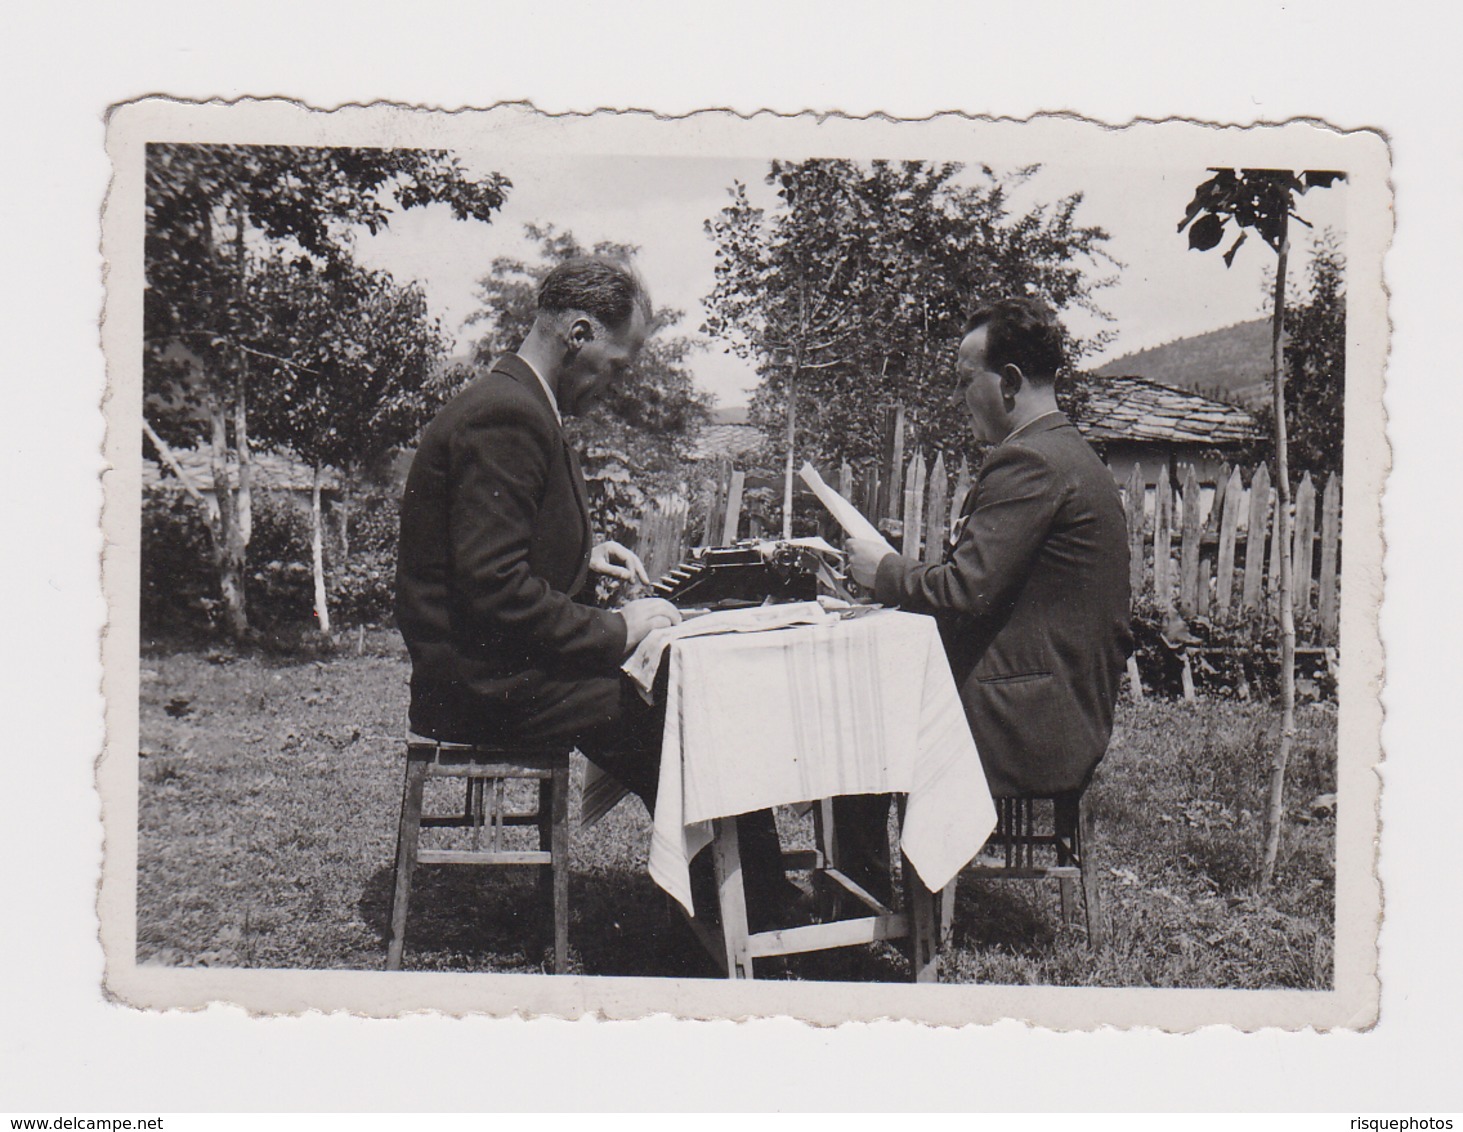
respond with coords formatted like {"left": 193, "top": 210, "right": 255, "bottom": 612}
{"left": 646, "top": 608, "right": 997, "bottom": 915}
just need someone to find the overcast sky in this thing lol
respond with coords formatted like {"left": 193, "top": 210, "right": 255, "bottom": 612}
{"left": 353, "top": 153, "right": 1347, "bottom": 409}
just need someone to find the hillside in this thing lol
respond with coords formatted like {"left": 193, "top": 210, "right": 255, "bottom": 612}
{"left": 709, "top": 405, "right": 751, "bottom": 426}
{"left": 1095, "top": 318, "right": 1271, "bottom": 408}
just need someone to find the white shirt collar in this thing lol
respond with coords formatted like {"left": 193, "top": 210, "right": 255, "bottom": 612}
{"left": 517, "top": 354, "right": 561, "bottom": 425}
{"left": 1003, "top": 410, "right": 1063, "bottom": 444}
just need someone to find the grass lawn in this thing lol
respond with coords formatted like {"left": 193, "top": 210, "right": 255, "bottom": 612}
{"left": 137, "top": 630, "right": 1335, "bottom": 987}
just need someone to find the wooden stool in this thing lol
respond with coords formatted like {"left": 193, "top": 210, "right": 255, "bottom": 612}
{"left": 940, "top": 791, "right": 1105, "bottom": 947}
{"left": 386, "top": 736, "right": 572, "bottom": 973}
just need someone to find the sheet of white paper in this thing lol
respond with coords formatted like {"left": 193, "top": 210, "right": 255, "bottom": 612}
{"left": 621, "top": 600, "right": 832, "bottom": 697}
{"left": 799, "top": 462, "right": 897, "bottom": 557}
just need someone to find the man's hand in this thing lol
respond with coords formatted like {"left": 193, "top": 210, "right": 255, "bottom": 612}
{"left": 620, "top": 597, "right": 683, "bottom": 654}
{"left": 590, "top": 540, "right": 651, "bottom": 585}
{"left": 846, "top": 537, "right": 894, "bottom": 589}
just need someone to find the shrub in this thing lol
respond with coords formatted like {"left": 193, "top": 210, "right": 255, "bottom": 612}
{"left": 140, "top": 489, "right": 218, "bottom": 634}
{"left": 328, "top": 492, "right": 400, "bottom": 626}
{"left": 1129, "top": 596, "right": 1336, "bottom": 703}
{"left": 140, "top": 487, "right": 322, "bottom": 635}
{"left": 242, "top": 492, "right": 316, "bottom": 630}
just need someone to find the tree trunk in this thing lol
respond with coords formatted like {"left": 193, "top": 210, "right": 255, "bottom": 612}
{"left": 143, "top": 416, "right": 216, "bottom": 521}
{"left": 207, "top": 397, "right": 249, "bottom": 639}
{"left": 782, "top": 288, "right": 807, "bottom": 541}
{"left": 311, "top": 463, "right": 332, "bottom": 637}
{"left": 337, "top": 477, "right": 352, "bottom": 560}
{"left": 1261, "top": 227, "right": 1296, "bottom": 889}
{"left": 233, "top": 202, "right": 254, "bottom": 548}
{"left": 782, "top": 361, "right": 797, "bottom": 541}
{"left": 234, "top": 378, "right": 253, "bottom": 547}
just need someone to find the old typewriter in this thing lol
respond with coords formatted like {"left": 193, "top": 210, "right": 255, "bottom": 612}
{"left": 650, "top": 540, "right": 848, "bottom": 609}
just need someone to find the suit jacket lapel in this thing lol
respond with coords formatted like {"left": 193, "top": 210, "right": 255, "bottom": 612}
{"left": 564, "top": 443, "right": 592, "bottom": 527}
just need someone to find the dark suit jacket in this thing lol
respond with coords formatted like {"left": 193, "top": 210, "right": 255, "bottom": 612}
{"left": 395, "top": 354, "right": 627, "bottom": 741}
{"left": 874, "top": 413, "right": 1132, "bottom": 797}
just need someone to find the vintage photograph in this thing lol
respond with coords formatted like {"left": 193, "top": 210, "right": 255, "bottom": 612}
{"left": 100, "top": 103, "right": 1386, "bottom": 1027}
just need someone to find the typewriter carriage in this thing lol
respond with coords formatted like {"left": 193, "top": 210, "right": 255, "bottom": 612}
{"left": 650, "top": 540, "right": 853, "bottom": 609}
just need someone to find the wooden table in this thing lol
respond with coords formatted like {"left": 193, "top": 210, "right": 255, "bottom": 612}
{"left": 644, "top": 608, "right": 996, "bottom": 981}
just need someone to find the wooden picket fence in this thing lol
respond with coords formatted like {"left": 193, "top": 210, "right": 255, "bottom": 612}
{"left": 639, "top": 414, "right": 1342, "bottom": 648}
{"left": 1119, "top": 460, "right": 1342, "bottom": 641}
{"left": 632, "top": 493, "right": 690, "bottom": 585}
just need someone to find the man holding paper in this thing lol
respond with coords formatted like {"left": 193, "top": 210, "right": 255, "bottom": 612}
{"left": 844, "top": 298, "right": 1132, "bottom": 894}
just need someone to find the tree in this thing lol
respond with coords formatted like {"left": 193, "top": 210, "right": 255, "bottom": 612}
{"left": 1251, "top": 234, "right": 1345, "bottom": 478}
{"left": 702, "top": 159, "right": 1117, "bottom": 530}
{"left": 1177, "top": 167, "right": 1343, "bottom": 888}
{"left": 464, "top": 224, "right": 711, "bottom": 547}
{"left": 241, "top": 252, "right": 453, "bottom": 634}
{"left": 143, "top": 143, "right": 509, "bottom": 638}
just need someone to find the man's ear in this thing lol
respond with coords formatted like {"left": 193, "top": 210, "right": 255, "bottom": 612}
{"left": 566, "top": 316, "right": 597, "bottom": 350}
{"left": 1000, "top": 364, "right": 1025, "bottom": 400}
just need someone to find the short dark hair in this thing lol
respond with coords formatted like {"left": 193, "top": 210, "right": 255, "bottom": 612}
{"left": 537, "top": 257, "right": 651, "bottom": 331}
{"left": 964, "top": 297, "right": 1066, "bottom": 383}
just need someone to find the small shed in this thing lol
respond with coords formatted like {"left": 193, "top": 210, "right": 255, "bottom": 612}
{"left": 691, "top": 406, "right": 765, "bottom": 464}
{"left": 143, "top": 448, "right": 341, "bottom": 499}
{"left": 1072, "top": 375, "right": 1262, "bottom": 487}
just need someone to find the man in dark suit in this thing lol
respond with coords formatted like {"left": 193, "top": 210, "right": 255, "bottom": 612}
{"left": 396, "top": 257, "right": 796, "bottom": 925}
{"left": 843, "top": 297, "right": 1132, "bottom": 896}
{"left": 396, "top": 257, "right": 680, "bottom": 775}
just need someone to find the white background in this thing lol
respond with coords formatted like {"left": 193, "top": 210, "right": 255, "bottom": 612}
{"left": 2, "top": 0, "right": 1458, "bottom": 1112}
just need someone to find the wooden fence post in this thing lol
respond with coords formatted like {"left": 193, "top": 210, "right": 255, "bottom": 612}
{"left": 903, "top": 449, "right": 926, "bottom": 560}
{"left": 950, "top": 457, "right": 972, "bottom": 533}
{"left": 1209, "top": 462, "right": 1231, "bottom": 535}
{"left": 1125, "top": 462, "right": 1146, "bottom": 599}
{"left": 1121, "top": 464, "right": 1148, "bottom": 701}
{"left": 702, "top": 459, "right": 727, "bottom": 546}
{"left": 924, "top": 452, "right": 948, "bottom": 566}
{"left": 721, "top": 469, "right": 745, "bottom": 546}
{"left": 1319, "top": 473, "right": 1342, "bottom": 641}
{"left": 1242, "top": 463, "right": 1270, "bottom": 611}
{"left": 860, "top": 464, "right": 879, "bottom": 525}
{"left": 1155, "top": 471, "right": 1174, "bottom": 611}
{"left": 642, "top": 495, "right": 690, "bottom": 583}
{"left": 877, "top": 404, "right": 905, "bottom": 524}
{"left": 1215, "top": 465, "right": 1244, "bottom": 615}
{"left": 1179, "top": 464, "right": 1202, "bottom": 615}
{"left": 1293, "top": 472, "right": 1317, "bottom": 619}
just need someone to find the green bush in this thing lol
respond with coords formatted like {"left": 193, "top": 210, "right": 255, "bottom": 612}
{"left": 1129, "top": 596, "right": 1336, "bottom": 703}
{"left": 328, "top": 492, "right": 400, "bottom": 626}
{"left": 140, "top": 487, "right": 319, "bottom": 634}
{"left": 244, "top": 491, "right": 316, "bottom": 629}
{"left": 140, "top": 489, "right": 218, "bottom": 634}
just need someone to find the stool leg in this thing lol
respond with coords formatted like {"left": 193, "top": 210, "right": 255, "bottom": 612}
{"left": 549, "top": 763, "right": 570, "bottom": 974}
{"left": 1056, "top": 826, "right": 1077, "bottom": 928}
{"left": 711, "top": 816, "right": 753, "bottom": 979}
{"left": 812, "top": 798, "right": 839, "bottom": 921}
{"left": 902, "top": 849, "right": 939, "bottom": 984}
{"left": 386, "top": 754, "right": 429, "bottom": 970}
{"left": 1079, "top": 802, "right": 1106, "bottom": 948}
{"left": 536, "top": 778, "right": 553, "bottom": 903}
{"left": 1055, "top": 795, "right": 1078, "bottom": 928}
{"left": 939, "top": 877, "right": 958, "bottom": 945}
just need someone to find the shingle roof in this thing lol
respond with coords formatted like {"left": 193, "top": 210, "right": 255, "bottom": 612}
{"left": 691, "top": 423, "right": 765, "bottom": 461}
{"left": 1073, "top": 375, "right": 1261, "bottom": 446}
{"left": 143, "top": 448, "right": 340, "bottom": 493}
